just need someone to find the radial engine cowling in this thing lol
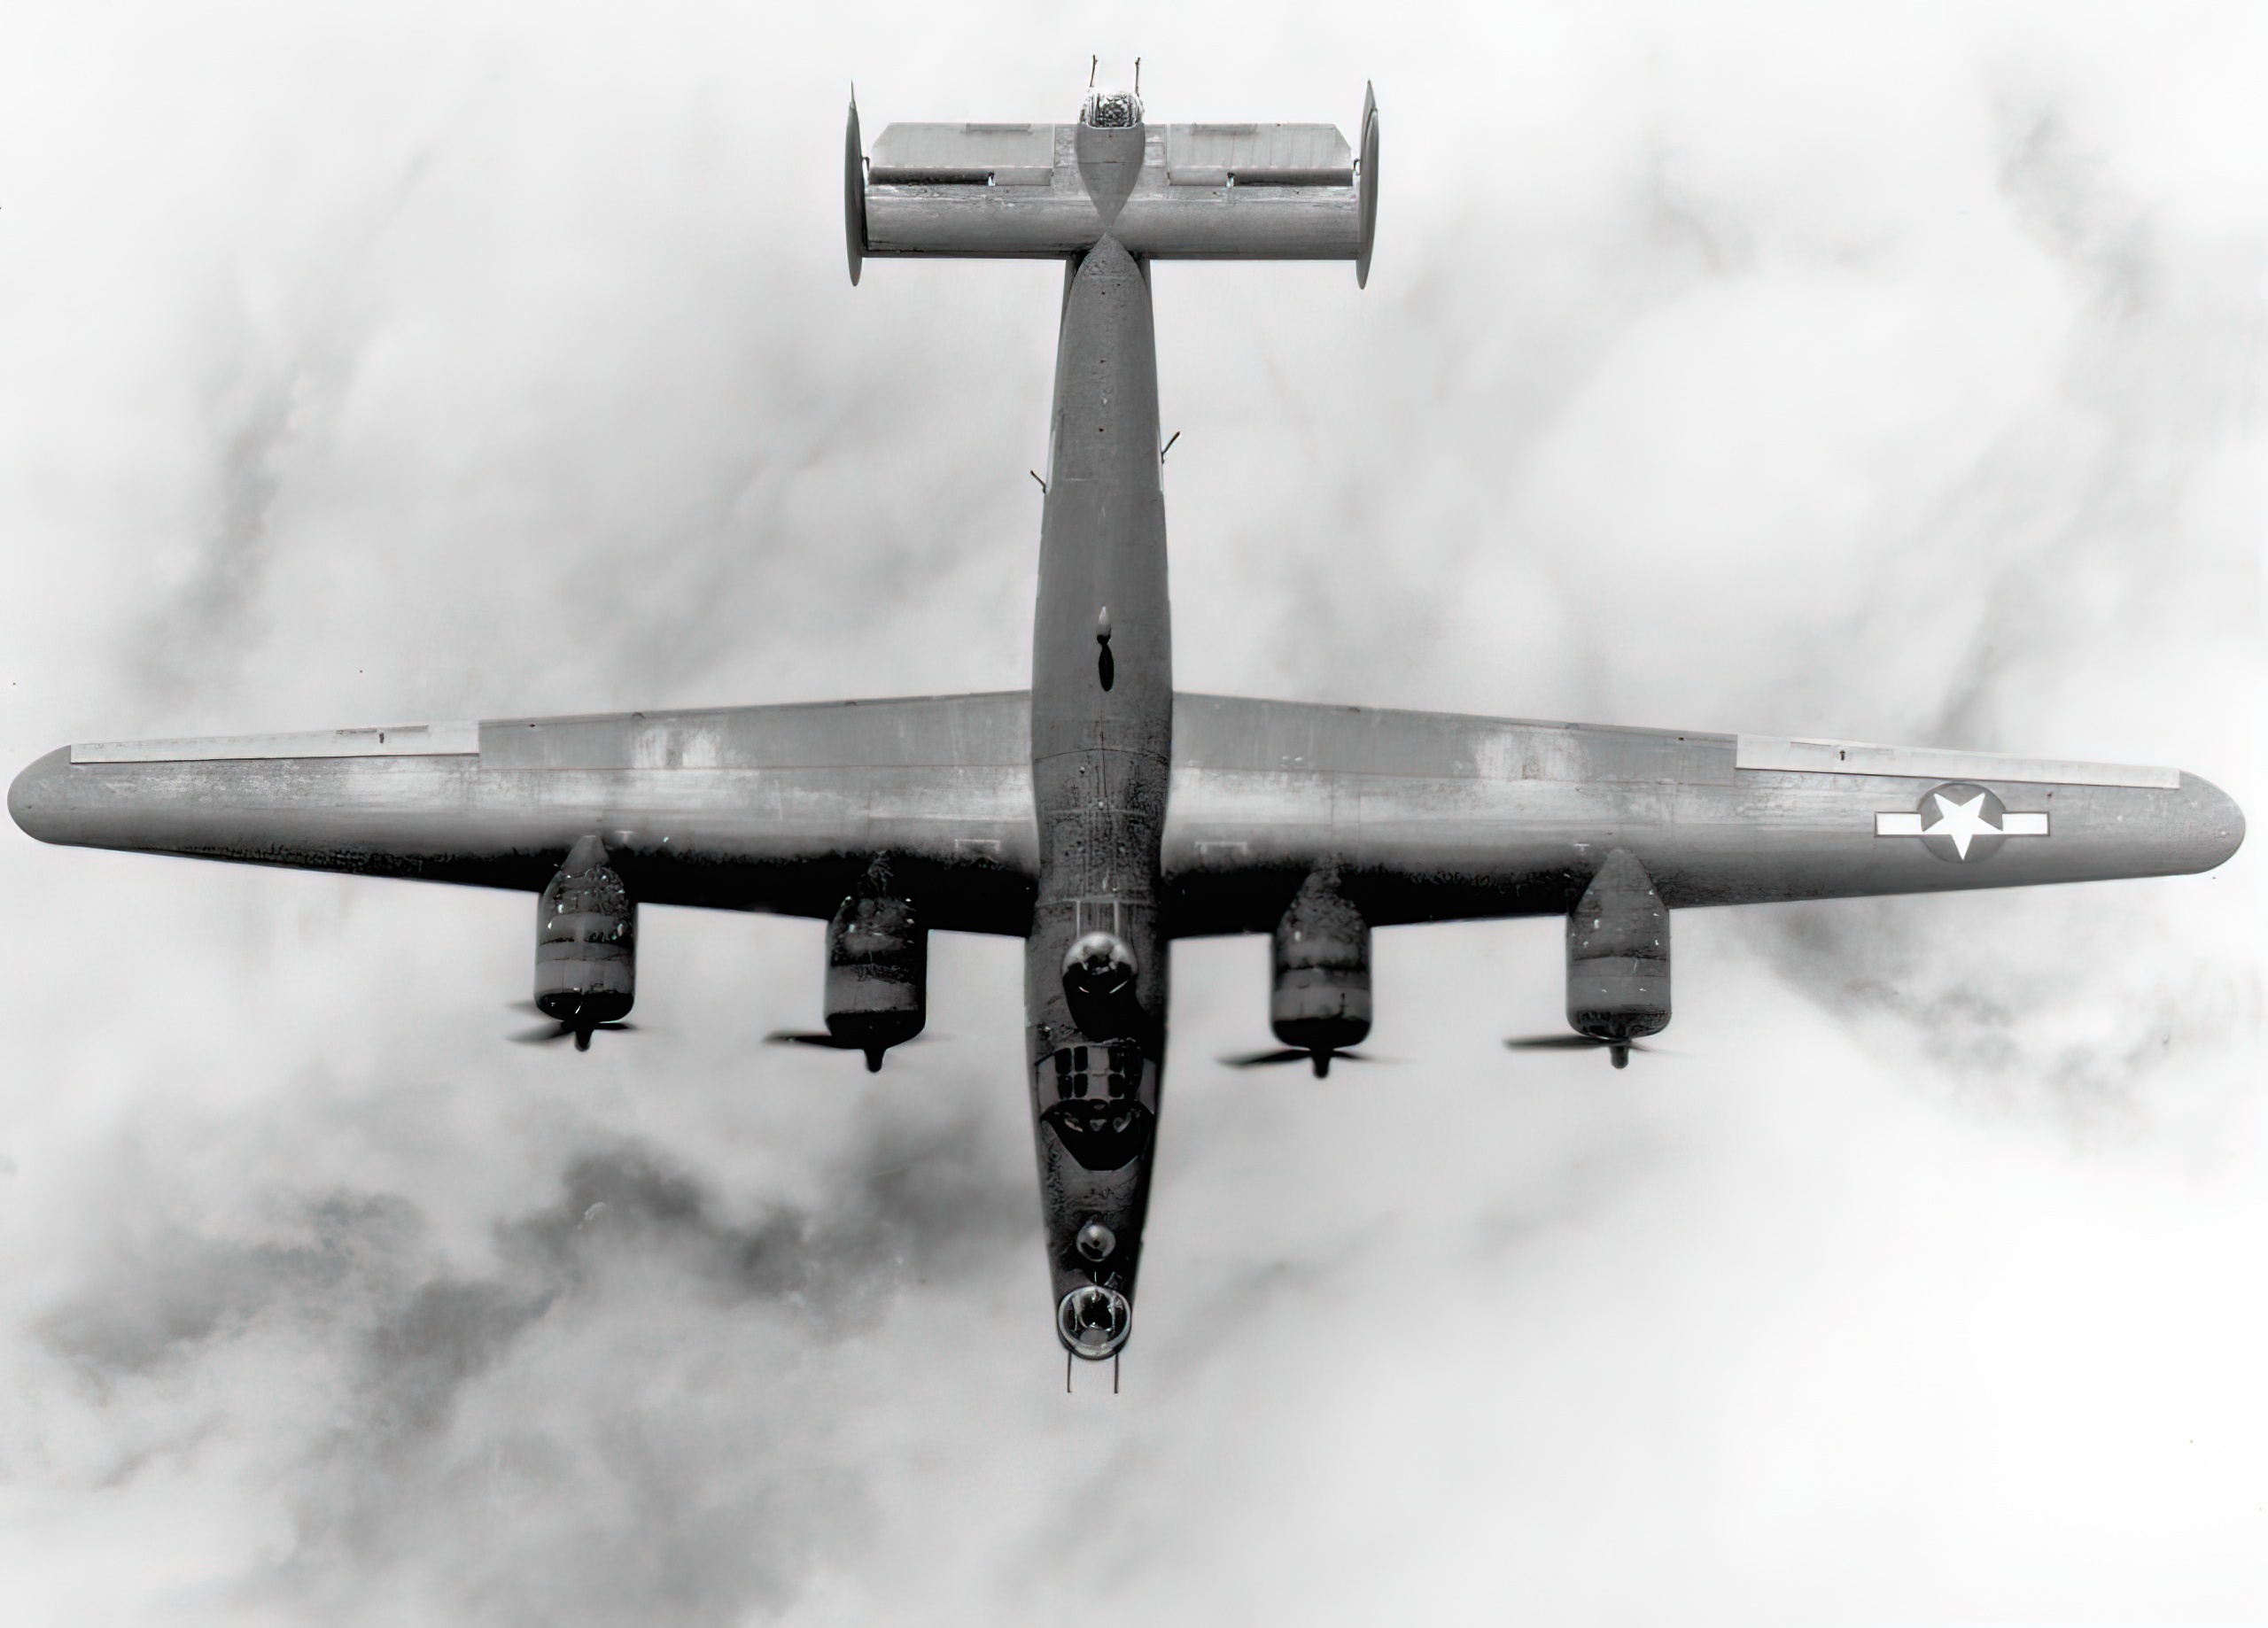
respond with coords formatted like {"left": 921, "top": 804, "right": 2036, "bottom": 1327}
{"left": 1566, "top": 848, "right": 1669, "bottom": 1058}
{"left": 536, "top": 834, "right": 635, "bottom": 1036}
{"left": 824, "top": 881, "right": 927, "bottom": 1070}
{"left": 1271, "top": 867, "right": 1371, "bottom": 1055}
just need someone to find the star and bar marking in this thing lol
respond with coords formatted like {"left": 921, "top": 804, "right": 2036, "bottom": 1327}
{"left": 1875, "top": 783, "right": 2049, "bottom": 862}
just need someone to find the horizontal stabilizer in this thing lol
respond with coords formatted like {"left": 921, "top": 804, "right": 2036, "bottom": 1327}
{"left": 846, "top": 88, "right": 1379, "bottom": 276}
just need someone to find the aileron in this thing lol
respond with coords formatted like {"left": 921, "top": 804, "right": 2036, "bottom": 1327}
{"left": 1736, "top": 733, "right": 2179, "bottom": 789}
{"left": 71, "top": 720, "right": 481, "bottom": 764}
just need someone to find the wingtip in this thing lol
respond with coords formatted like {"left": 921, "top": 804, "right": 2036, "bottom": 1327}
{"left": 8, "top": 745, "right": 75, "bottom": 844}
{"left": 2183, "top": 770, "right": 2246, "bottom": 872}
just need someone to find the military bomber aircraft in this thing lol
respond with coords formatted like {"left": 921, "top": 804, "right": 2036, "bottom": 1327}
{"left": 9, "top": 77, "right": 2245, "bottom": 1376}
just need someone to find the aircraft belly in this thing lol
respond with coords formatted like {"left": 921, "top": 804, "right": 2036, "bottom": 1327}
{"left": 1023, "top": 205, "right": 1174, "bottom": 1361}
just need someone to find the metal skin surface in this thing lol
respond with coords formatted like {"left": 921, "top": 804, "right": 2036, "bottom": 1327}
{"left": 11, "top": 695, "right": 1042, "bottom": 934}
{"left": 535, "top": 833, "right": 637, "bottom": 1045}
{"left": 6, "top": 80, "right": 2249, "bottom": 1368}
{"left": 1023, "top": 117, "right": 1173, "bottom": 1359}
{"left": 1565, "top": 848, "right": 1669, "bottom": 1059}
{"left": 858, "top": 114, "right": 1368, "bottom": 264}
{"left": 823, "top": 864, "right": 928, "bottom": 1072}
{"left": 14, "top": 696, "right": 2242, "bottom": 926}
{"left": 1270, "top": 866, "right": 1372, "bottom": 1059}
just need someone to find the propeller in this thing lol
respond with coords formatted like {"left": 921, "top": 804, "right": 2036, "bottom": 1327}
{"left": 764, "top": 1030, "right": 938, "bottom": 1074}
{"left": 508, "top": 1002, "right": 638, "bottom": 1052}
{"left": 1219, "top": 1046, "right": 1390, "bottom": 1080}
{"left": 1502, "top": 1034, "right": 1664, "bottom": 1069}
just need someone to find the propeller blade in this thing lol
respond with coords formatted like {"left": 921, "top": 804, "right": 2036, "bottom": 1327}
{"left": 510, "top": 1018, "right": 639, "bottom": 1047}
{"left": 1219, "top": 1047, "right": 1397, "bottom": 1080}
{"left": 766, "top": 1030, "right": 862, "bottom": 1050}
{"left": 765, "top": 1030, "right": 940, "bottom": 1050}
{"left": 1503, "top": 1034, "right": 1670, "bottom": 1068}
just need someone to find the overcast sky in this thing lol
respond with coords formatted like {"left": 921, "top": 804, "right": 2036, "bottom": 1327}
{"left": 1, "top": 4, "right": 2262, "bottom": 1624}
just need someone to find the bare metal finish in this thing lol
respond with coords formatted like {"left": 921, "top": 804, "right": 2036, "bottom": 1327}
{"left": 1355, "top": 84, "right": 1380, "bottom": 287}
{"left": 15, "top": 694, "right": 2240, "bottom": 931}
{"left": 1565, "top": 849, "right": 1669, "bottom": 1070}
{"left": 72, "top": 719, "right": 480, "bottom": 763}
{"left": 534, "top": 833, "right": 637, "bottom": 1051}
{"left": 1733, "top": 733, "right": 2179, "bottom": 788}
{"left": 1270, "top": 866, "right": 1371, "bottom": 1074}
{"left": 851, "top": 104, "right": 1372, "bottom": 268}
{"left": 8, "top": 74, "right": 2246, "bottom": 1371}
{"left": 843, "top": 90, "right": 866, "bottom": 287}
{"left": 820, "top": 859, "right": 927, "bottom": 1073}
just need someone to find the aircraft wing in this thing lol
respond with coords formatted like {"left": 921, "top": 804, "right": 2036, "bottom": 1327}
{"left": 1161, "top": 694, "right": 2243, "bottom": 935}
{"left": 12, "top": 690, "right": 2241, "bottom": 939}
{"left": 9, "top": 694, "right": 1041, "bottom": 935}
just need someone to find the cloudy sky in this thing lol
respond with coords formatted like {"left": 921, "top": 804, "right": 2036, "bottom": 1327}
{"left": 1, "top": 3, "right": 2262, "bottom": 1624}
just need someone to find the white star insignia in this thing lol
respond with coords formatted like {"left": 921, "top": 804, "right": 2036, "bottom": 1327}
{"left": 1922, "top": 790, "right": 1997, "bottom": 859}
{"left": 1875, "top": 785, "right": 2049, "bottom": 857}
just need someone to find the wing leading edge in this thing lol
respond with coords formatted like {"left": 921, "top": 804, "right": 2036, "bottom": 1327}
{"left": 12, "top": 691, "right": 2241, "bottom": 937}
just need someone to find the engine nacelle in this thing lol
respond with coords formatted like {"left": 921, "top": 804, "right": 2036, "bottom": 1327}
{"left": 1271, "top": 866, "right": 1371, "bottom": 1054}
{"left": 824, "top": 876, "right": 926, "bottom": 1068}
{"left": 1566, "top": 848, "right": 1669, "bottom": 1056}
{"left": 536, "top": 834, "right": 635, "bottom": 1035}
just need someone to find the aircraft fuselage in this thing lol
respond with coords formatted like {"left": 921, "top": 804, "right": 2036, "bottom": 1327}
{"left": 1024, "top": 121, "right": 1173, "bottom": 1362}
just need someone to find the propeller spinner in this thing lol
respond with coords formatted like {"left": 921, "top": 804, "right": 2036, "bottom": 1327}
{"left": 509, "top": 1001, "right": 638, "bottom": 1051}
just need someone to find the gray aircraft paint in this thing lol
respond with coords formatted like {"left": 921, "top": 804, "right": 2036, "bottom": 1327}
{"left": 4, "top": 80, "right": 2246, "bottom": 1365}
{"left": 1022, "top": 113, "right": 1177, "bottom": 1346}
{"left": 14, "top": 695, "right": 2238, "bottom": 929}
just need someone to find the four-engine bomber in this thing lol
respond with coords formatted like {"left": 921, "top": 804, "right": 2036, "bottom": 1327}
{"left": 5, "top": 71, "right": 2244, "bottom": 1375}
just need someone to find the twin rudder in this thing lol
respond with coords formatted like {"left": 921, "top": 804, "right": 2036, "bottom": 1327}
{"left": 844, "top": 85, "right": 1379, "bottom": 281}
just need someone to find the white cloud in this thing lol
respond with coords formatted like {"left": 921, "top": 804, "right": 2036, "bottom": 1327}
{"left": 0, "top": 4, "right": 2259, "bottom": 1624}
